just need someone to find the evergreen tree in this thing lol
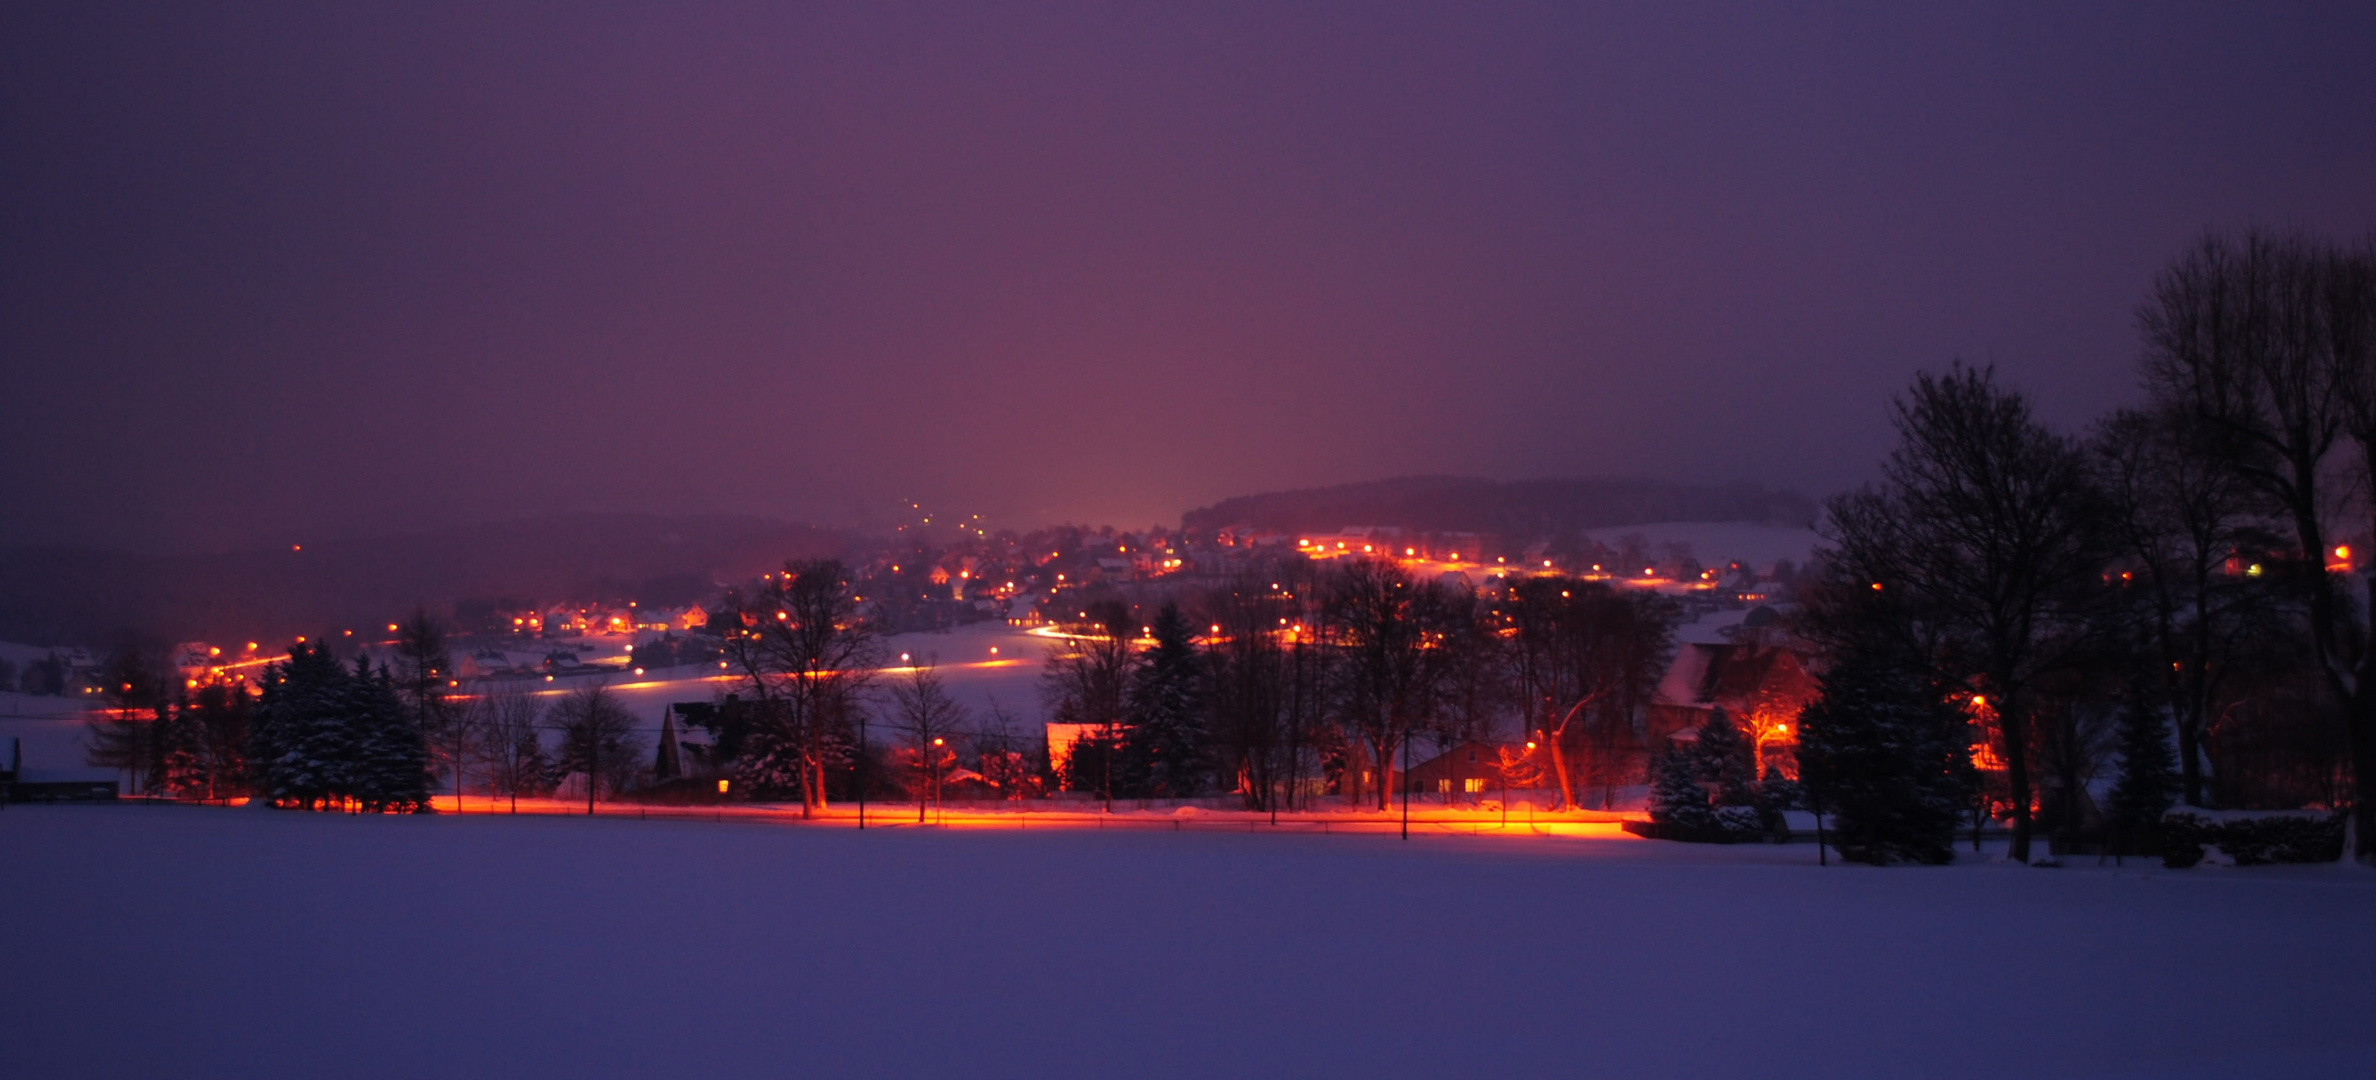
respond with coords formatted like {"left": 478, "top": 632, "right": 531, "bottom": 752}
{"left": 1648, "top": 745, "right": 1715, "bottom": 831}
{"left": 250, "top": 643, "right": 357, "bottom": 808}
{"left": 1796, "top": 635, "right": 1972, "bottom": 865}
{"left": 1125, "top": 602, "right": 1209, "bottom": 797}
{"left": 348, "top": 660, "right": 433, "bottom": 813}
{"left": 1755, "top": 760, "right": 1803, "bottom": 836}
{"left": 245, "top": 645, "right": 429, "bottom": 811}
{"left": 2105, "top": 692, "right": 2177, "bottom": 855}
{"left": 158, "top": 695, "right": 211, "bottom": 799}
{"left": 1696, "top": 707, "right": 1756, "bottom": 806}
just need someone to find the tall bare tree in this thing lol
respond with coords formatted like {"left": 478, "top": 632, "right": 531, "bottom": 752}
{"left": 1041, "top": 599, "right": 1135, "bottom": 811}
{"left": 1323, "top": 559, "right": 1464, "bottom": 811}
{"left": 1820, "top": 365, "right": 2110, "bottom": 863}
{"left": 547, "top": 680, "right": 639, "bottom": 814}
{"left": 396, "top": 610, "right": 470, "bottom": 808}
{"left": 2142, "top": 229, "right": 2376, "bottom": 858}
{"left": 1505, "top": 578, "right": 1675, "bottom": 810}
{"left": 724, "top": 559, "right": 881, "bottom": 816}
{"left": 1203, "top": 574, "right": 1293, "bottom": 812}
{"left": 885, "top": 656, "right": 967, "bottom": 821}
{"left": 2092, "top": 404, "right": 2287, "bottom": 807}
{"left": 473, "top": 681, "right": 549, "bottom": 813}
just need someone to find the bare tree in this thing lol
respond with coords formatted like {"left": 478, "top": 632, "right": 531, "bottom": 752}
{"left": 396, "top": 610, "right": 471, "bottom": 809}
{"left": 1323, "top": 559, "right": 1464, "bottom": 811}
{"left": 1041, "top": 599, "right": 1136, "bottom": 811}
{"left": 885, "top": 656, "right": 967, "bottom": 821}
{"left": 546, "top": 680, "right": 639, "bottom": 815}
{"left": 2092, "top": 404, "right": 2288, "bottom": 807}
{"left": 1203, "top": 573, "right": 1293, "bottom": 812}
{"left": 1505, "top": 577, "right": 1675, "bottom": 810}
{"left": 474, "top": 681, "right": 549, "bottom": 813}
{"left": 2141, "top": 229, "right": 2376, "bottom": 859}
{"left": 723, "top": 559, "right": 882, "bottom": 816}
{"left": 972, "top": 698, "right": 1041, "bottom": 800}
{"left": 1819, "top": 364, "right": 2111, "bottom": 863}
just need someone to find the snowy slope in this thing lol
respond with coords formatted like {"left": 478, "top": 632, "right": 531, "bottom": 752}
{"left": 2, "top": 808, "right": 2370, "bottom": 1080}
{"left": 1582, "top": 520, "right": 1822, "bottom": 570}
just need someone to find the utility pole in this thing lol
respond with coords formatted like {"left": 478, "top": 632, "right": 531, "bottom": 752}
{"left": 858, "top": 710, "right": 868, "bottom": 830}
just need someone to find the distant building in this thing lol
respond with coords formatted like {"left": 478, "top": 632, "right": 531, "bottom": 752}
{"left": 1649, "top": 608, "right": 1819, "bottom": 777}
{"left": 1405, "top": 740, "right": 1513, "bottom": 796}
{"left": 1005, "top": 594, "right": 1045, "bottom": 626}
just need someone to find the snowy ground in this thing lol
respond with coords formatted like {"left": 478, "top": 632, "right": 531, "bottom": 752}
{"left": 0, "top": 688, "right": 101, "bottom": 780}
{"left": 4, "top": 807, "right": 2370, "bottom": 1079}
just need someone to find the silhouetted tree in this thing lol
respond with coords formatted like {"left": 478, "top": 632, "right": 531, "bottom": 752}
{"left": 2105, "top": 688, "right": 2178, "bottom": 857}
{"left": 1819, "top": 364, "right": 2110, "bottom": 862}
{"left": 247, "top": 644, "right": 430, "bottom": 812}
{"left": 1505, "top": 577, "right": 1675, "bottom": 809}
{"left": 474, "top": 681, "right": 550, "bottom": 812}
{"left": 722, "top": 559, "right": 880, "bottom": 815}
{"left": 1042, "top": 599, "right": 1136, "bottom": 808}
{"left": 547, "top": 680, "right": 639, "bottom": 814}
{"left": 396, "top": 609, "right": 470, "bottom": 807}
{"left": 2093, "top": 403, "right": 2287, "bottom": 808}
{"left": 1126, "top": 602, "right": 1208, "bottom": 797}
{"left": 1796, "top": 632, "right": 1972, "bottom": 865}
{"left": 2140, "top": 228, "right": 2376, "bottom": 860}
{"left": 886, "top": 657, "right": 967, "bottom": 820}
{"left": 1324, "top": 559, "right": 1465, "bottom": 810}
{"left": 1203, "top": 574, "right": 1293, "bottom": 811}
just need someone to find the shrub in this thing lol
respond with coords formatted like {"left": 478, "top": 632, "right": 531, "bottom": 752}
{"left": 2161, "top": 810, "right": 2344, "bottom": 868}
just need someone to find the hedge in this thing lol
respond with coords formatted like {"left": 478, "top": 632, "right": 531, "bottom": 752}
{"left": 2160, "top": 810, "right": 2345, "bottom": 868}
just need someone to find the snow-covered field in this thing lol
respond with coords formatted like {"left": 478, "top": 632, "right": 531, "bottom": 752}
{"left": 3, "top": 807, "right": 2369, "bottom": 1079}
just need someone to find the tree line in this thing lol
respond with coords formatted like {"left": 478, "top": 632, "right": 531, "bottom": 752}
{"left": 1800, "top": 228, "right": 2376, "bottom": 864}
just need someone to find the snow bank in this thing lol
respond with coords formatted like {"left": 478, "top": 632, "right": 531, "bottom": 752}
{"left": 1, "top": 807, "right": 2369, "bottom": 1079}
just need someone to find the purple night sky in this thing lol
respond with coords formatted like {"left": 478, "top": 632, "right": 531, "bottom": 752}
{"left": 5, "top": 2, "right": 2372, "bottom": 551}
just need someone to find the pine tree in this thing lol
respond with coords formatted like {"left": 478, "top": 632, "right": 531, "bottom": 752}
{"left": 1648, "top": 744, "right": 1715, "bottom": 831}
{"left": 158, "top": 695, "right": 212, "bottom": 799}
{"left": 1696, "top": 707, "right": 1756, "bottom": 806}
{"left": 1755, "top": 760, "right": 1803, "bottom": 835}
{"left": 250, "top": 644, "right": 356, "bottom": 808}
{"left": 1796, "top": 635, "right": 1971, "bottom": 865}
{"left": 349, "top": 660, "right": 433, "bottom": 813}
{"left": 1126, "top": 602, "right": 1209, "bottom": 797}
{"left": 2105, "top": 692, "right": 2176, "bottom": 855}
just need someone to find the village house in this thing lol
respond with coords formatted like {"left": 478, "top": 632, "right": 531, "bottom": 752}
{"left": 1647, "top": 607, "right": 1820, "bottom": 777}
{"left": 1404, "top": 739, "right": 1515, "bottom": 797}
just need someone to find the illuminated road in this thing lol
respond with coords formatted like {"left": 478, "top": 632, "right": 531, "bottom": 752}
{"left": 428, "top": 792, "right": 1641, "bottom": 840}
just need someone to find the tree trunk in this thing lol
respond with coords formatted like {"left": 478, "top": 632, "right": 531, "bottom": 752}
{"left": 2349, "top": 683, "right": 2376, "bottom": 862}
{"left": 2004, "top": 710, "right": 2034, "bottom": 863}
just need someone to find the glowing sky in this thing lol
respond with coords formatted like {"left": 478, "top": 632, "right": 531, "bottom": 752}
{"left": 6, "top": 3, "right": 2372, "bottom": 550}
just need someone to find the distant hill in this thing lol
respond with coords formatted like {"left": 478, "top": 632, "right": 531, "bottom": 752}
{"left": 1181, "top": 476, "right": 1815, "bottom": 539}
{"left": 0, "top": 513, "right": 845, "bottom": 647}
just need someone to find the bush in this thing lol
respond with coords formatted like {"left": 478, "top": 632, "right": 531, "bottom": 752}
{"left": 1624, "top": 805, "right": 1766, "bottom": 845}
{"left": 2161, "top": 810, "right": 2344, "bottom": 868}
